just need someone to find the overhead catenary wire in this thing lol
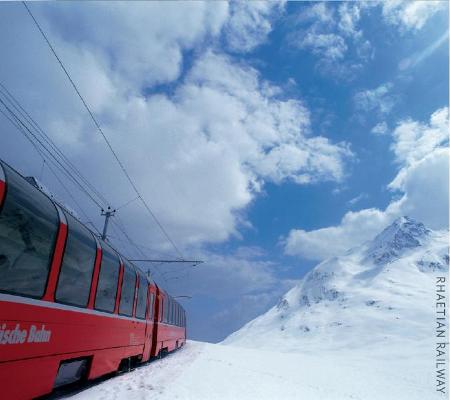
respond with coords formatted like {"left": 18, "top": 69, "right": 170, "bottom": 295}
{"left": 0, "top": 96, "right": 105, "bottom": 210}
{"left": 0, "top": 82, "right": 110, "bottom": 208}
{"left": 1, "top": 96, "right": 178, "bottom": 273}
{"left": 0, "top": 99, "right": 102, "bottom": 234}
{"left": 22, "top": 2, "right": 185, "bottom": 261}
{"left": 108, "top": 219, "right": 167, "bottom": 283}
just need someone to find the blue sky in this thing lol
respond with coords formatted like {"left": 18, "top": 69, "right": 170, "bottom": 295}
{"left": 0, "top": 1, "right": 448, "bottom": 342}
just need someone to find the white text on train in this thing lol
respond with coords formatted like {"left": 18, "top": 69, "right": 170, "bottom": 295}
{"left": 0, "top": 323, "right": 51, "bottom": 344}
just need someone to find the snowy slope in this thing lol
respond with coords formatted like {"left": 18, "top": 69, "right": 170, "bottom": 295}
{"left": 224, "top": 217, "right": 448, "bottom": 352}
{"left": 69, "top": 340, "right": 437, "bottom": 400}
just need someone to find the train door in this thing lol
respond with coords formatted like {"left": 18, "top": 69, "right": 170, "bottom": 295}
{"left": 150, "top": 285, "right": 162, "bottom": 357}
{"left": 141, "top": 283, "right": 155, "bottom": 362}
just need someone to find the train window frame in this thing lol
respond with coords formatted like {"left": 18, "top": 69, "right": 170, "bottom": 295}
{"left": 135, "top": 275, "right": 147, "bottom": 320}
{"left": 0, "top": 162, "right": 59, "bottom": 299}
{"left": 55, "top": 211, "right": 97, "bottom": 308}
{"left": 94, "top": 242, "right": 120, "bottom": 314}
{"left": 118, "top": 262, "right": 137, "bottom": 317}
{"left": 164, "top": 296, "right": 168, "bottom": 323}
{"left": 148, "top": 291, "right": 154, "bottom": 320}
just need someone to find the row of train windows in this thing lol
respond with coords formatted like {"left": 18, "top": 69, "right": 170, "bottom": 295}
{"left": 162, "top": 296, "right": 185, "bottom": 327}
{"left": 0, "top": 162, "right": 161, "bottom": 320}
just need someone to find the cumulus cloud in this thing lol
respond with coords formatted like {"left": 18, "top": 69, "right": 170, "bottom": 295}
{"left": 371, "top": 121, "right": 389, "bottom": 135}
{"left": 390, "top": 107, "right": 449, "bottom": 165}
{"left": 381, "top": 0, "right": 446, "bottom": 31}
{"left": 41, "top": 2, "right": 230, "bottom": 87}
{"left": 0, "top": 3, "right": 351, "bottom": 255}
{"left": 225, "top": 1, "right": 286, "bottom": 52}
{"left": 291, "top": 1, "right": 446, "bottom": 79}
{"left": 290, "top": 2, "right": 372, "bottom": 79}
{"left": 354, "top": 83, "right": 396, "bottom": 116}
{"left": 285, "top": 107, "right": 449, "bottom": 260}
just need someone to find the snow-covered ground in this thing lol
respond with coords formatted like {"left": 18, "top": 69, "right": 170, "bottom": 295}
{"left": 69, "top": 217, "right": 447, "bottom": 399}
{"left": 70, "top": 340, "right": 438, "bottom": 400}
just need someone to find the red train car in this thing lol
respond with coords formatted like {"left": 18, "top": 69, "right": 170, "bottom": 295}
{"left": 0, "top": 160, "right": 186, "bottom": 399}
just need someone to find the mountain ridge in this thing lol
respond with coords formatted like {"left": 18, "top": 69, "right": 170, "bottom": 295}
{"left": 223, "top": 216, "right": 449, "bottom": 351}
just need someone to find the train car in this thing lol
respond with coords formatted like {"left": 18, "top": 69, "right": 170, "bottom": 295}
{"left": 0, "top": 159, "right": 186, "bottom": 399}
{"left": 152, "top": 288, "right": 186, "bottom": 357}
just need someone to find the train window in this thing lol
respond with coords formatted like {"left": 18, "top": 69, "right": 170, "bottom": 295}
{"left": 158, "top": 296, "right": 162, "bottom": 322}
{"left": 94, "top": 242, "right": 120, "bottom": 313}
{"left": 135, "top": 275, "right": 147, "bottom": 319}
{"left": 119, "top": 263, "right": 136, "bottom": 316}
{"left": 56, "top": 212, "right": 96, "bottom": 307}
{"left": 147, "top": 292, "right": 152, "bottom": 320}
{"left": 149, "top": 292, "right": 155, "bottom": 320}
{"left": 0, "top": 164, "right": 59, "bottom": 298}
{"left": 163, "top": 296, "right": 168, "bottom": 323}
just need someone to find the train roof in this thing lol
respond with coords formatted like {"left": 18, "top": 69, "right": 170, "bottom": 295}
{"left": 0, "top": 158, "right": 156, "bottom": 286}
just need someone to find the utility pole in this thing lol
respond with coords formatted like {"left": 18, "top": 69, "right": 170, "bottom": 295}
{"left": 101, "top": 206, "right": 116, "bottom": 241}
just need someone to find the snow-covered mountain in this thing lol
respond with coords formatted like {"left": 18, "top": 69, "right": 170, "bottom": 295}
{"left": 224, "top": 217, "right": 449, "bottom": 351}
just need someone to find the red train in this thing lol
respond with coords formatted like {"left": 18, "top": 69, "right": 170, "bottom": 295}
{"left": 0, "top": 159, "right": 186, "bottom": 399}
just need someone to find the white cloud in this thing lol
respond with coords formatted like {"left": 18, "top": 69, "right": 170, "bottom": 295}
{"left": 390, "top": 107, "right": 448, "bottom": 165}
{"left": 300, "top": 32, "right": 348, "bottom": 61}
{"left": 392, "top": 148, "right": 449, "bottom": 230}
{"left": 225, "top": 1, "right": 286, "bottom": 52}
{"left": 284, "top": 207, "right": 398, "bottom": 260}
{"left": 348, "top": 192, "right": 368, "bottom": 206}
{"left": 381, "top": 0, "right": 446, "bottom": 31}
{"left": 292, "top": 1, "right": 446, "bottom": 79}
{"left": 0, "top": 4, "right": 351, "bottom": 254}
{"left": 371, "top": 121, "right": 389, "bottom": 135}
{"left": 338, "top": 1, "right": 362, "bottom": 37}
{"left": 291, "top": 2, "right": 372, "bottom": 79}
{"left": 354, "top": 83, "right": 395, "bottom": 116}
{"left": 41, "top": 2, "right": 230, "bottom": 87}
{"left": 285, "top": 107, "right": 449, "bottom": 261}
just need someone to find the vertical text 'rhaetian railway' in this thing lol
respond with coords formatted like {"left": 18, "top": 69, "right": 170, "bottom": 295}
{"left": 0, "top": 159, "right": 187, "bottom": 399}
{"left": 436, "top": 276, "right": 447, "bottom": 395}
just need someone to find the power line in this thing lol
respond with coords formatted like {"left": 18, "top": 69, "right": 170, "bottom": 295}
{"left": 0, "top": 104, "right": 102, "bottom": 234}
{"left": 0, "top": 101, "right": 102, "bottom": 235}
{"left": 23, "top": 2, "right": 184, "bottom": 260}
{"left": 0, "top": 82, "right": 109, "bottom": 208}
{"left": 116, "top": 196, "right": 139, "bottom": 211}
{"left": 0, "top": 96, "right": 105, "bottom": 209}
